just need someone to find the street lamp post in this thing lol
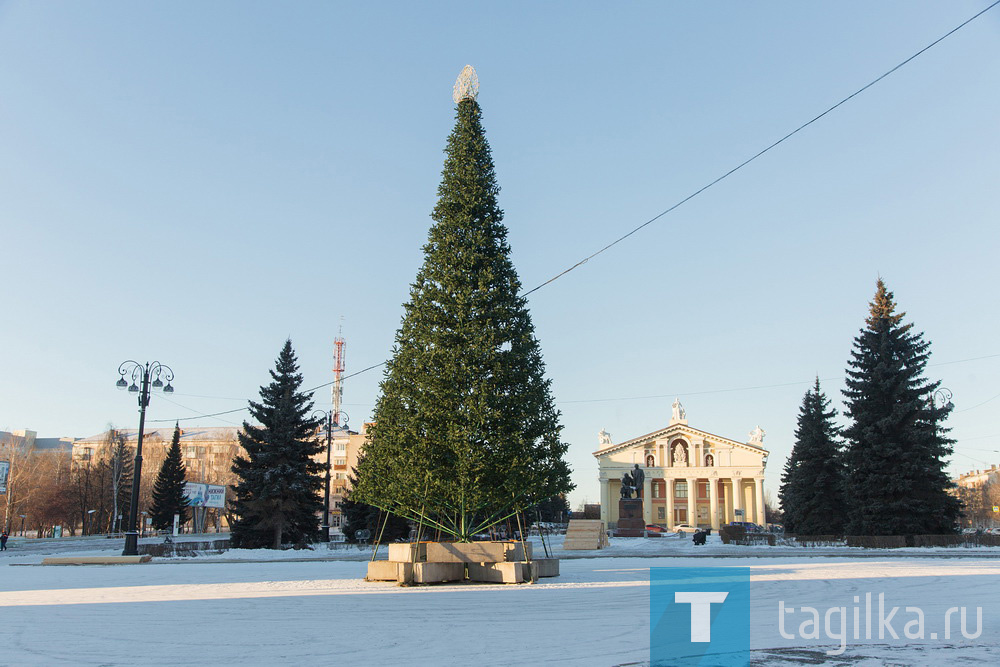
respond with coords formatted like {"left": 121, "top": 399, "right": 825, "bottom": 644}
{"left": 930, "top": 387, "right": 954, "bottom": 528}
{"left": 117, "top": 361, "right": 174, "bottom": 556}
{"left": 930, "top": 388, "right": 954, "bottom": 441}
{"left": 312, "top": 411, "right": 334, "bottom": 542}
{"left": 931, "top": 388, "right": 954, "bottom": 413}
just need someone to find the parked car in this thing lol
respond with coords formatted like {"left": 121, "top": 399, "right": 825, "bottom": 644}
{"left": 645, "top": 524, "right": 667, "bottom": 534}
{"left": 673, "top": 523, "right": 698, "bottom": 533}
{"left": 727, "top": 521, "right": 759, "bottom": 532}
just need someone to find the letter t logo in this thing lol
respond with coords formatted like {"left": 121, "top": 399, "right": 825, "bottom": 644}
{"left": 675, "top": 592, "right": 729, "bottom": 642}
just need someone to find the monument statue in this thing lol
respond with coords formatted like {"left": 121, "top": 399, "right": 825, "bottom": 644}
{"left": 598, "top": 429, "right": 613, "bottom": 447}
{"left": 749, "top": 425, "right": 766, "bottom": 444}
{"left": 673, "top": 443, "right": 687, "bottom": 466}
{"left": 631, "top": 463, "right": 645, "bottom": 498}
{"left": 620, "top": 471, "right": 635, "bottom": 499}
{"left": 671, "top": 398, "right": 686, "bottom": 421}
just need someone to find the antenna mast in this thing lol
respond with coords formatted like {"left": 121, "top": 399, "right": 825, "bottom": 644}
{"left": 332, "top": 331, "right": 346, "bottom": 426}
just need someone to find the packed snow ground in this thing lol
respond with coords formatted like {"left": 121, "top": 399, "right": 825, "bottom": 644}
{"left": 1, "top": 535, "right": 998, "bottom": 666}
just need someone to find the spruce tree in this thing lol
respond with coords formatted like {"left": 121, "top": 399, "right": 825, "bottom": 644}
{"left": 779, "top": 379, "right": 845, "bottom": 535}
{"left": 353, "top": 73, "right": 573, "bottom": 541}
{"left": 150, "top": 423, "right": 189, "bottom": 531}
{"left": 106, "top": 428, "right": 134, "bottom": 533}
{"left": 341, "top": 455, "right": 410, "bottom": 543}
{"left": 230, "top": 340, "right": 324, "bottom": 549}
{"left": 842, "top": 279, "right": 961, "bottom": 535}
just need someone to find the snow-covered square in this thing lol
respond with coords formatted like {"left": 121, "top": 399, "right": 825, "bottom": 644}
{"left": 2, "top": 536, "right": 998, "bottom": 666}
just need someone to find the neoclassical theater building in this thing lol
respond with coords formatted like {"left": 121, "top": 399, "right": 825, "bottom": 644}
{"left": 593, "top": 400, "right": 769, "bottom": 530}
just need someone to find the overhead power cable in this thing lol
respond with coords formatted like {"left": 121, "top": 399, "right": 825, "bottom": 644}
{"left": 147, "top": 362, "right": 389, "bottom": 424}
{"left": 957, "top": 391, "right": 1000, "bottom": 413}
{"left": 521, "top": 0, "right": 1000, "bottom": 296}
{"left": 557, "top": 377, "right": 840, "bottom": 405}
{"left": 146, "top": 3, "right": 1000, "bottom": 425}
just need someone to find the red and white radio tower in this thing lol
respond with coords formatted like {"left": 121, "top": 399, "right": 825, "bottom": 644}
{"left": 331, "top": 333, "right": 346, "bottom": 426}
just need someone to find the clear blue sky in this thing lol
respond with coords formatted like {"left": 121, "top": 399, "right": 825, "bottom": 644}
{"left": 2, "top": 1, "right": 998, "bottom": 508}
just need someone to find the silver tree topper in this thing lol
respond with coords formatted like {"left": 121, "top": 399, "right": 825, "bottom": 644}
{"left": 453, "top": 65, "right": 479, "bottom": 103}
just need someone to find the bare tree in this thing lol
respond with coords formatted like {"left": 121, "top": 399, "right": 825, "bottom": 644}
{"left": 29, "top": 455, "right": 75, "bottom": 536}
{"left": 0, "top": 432, "right": 44, "bottom": 533}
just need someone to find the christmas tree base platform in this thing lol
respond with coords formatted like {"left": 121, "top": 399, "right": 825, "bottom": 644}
{"left": 366, "top": 541, "right": 559, "bottom": 584}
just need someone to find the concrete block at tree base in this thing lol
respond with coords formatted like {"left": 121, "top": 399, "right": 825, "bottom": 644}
{"left": 386, "top": 541, "right": 533, "bottom": 564}
{"left": 413, "top": 562, "right": 464, "bottom": 583}
{"left": 388, "top": 543, "right": 426, "bottom": 562}
{"left": 503, "top": 542, "right": 533, "bottom": 562}
{"left": 534, "top": 558, "right": 560, "bottom": 578}
{"left": 366, "top": 561, "right": 464, "bottom": 584}
{"left": 42, "top": 555, "right": 152, "bottom": 565}
{"left": 367, "top": 561, "right": 410, "bottom": 581}
{"left": 467, "top": 561, "right": 539, "bottom": 584}
{"left": 426, "top": 542, "right": 507, "bottom": 563}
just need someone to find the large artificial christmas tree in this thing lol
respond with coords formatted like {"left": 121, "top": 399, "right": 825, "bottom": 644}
{"left": 149, "top": 423, "right": 189, "bottom": 531}
{"left": 779, "top": 379, "right": 845, "bottom": 535}
{"left": 340, "top": 453, "right": 410, "bottom": 543}
{"left": 842, "top": 279, "right": 961, "bottom": 535}
{"left": 230, "top": 340, "right": 325, "bottom": 549}
{"left": 353, "top": 68, "right": 573, "bottom": 541}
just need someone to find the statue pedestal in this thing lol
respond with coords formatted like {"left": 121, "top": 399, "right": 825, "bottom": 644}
{"left": 615, "top": 498, "right": 645, "bottom": 537}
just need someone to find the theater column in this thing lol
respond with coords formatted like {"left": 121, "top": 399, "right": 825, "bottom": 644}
{"left": 709, "top": 479, "right": 720, "bottom": 530}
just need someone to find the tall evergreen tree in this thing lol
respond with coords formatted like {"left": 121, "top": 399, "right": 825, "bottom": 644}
{"left": 341, "top": 454, "right": 410, "bottom": 543}
{"left": 842, "top": 279, "right": 961, "bottom": 535}
{"left": 230, "top": 340, "right": 324, "bottom": 549}
{"left": 150, "top": 423, "right": 189, "bottom": 531}
{"left": 779, "top": 379, "right": 845, "bottom": 535}
{"left": 353, "top": 73, "right": 573, "bottom": 541}
{"left": 106, "top": 428, "right": 134, "bottom": 534}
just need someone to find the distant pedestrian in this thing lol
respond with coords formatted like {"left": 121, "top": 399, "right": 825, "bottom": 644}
{"left": 0, "top": 531, "right": 8, "bottom": 551}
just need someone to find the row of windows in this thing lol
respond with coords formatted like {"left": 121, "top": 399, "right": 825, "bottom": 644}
{"left": 650, "top": 481, "right": 719, "bottom": 499}
{"left": 651, "top": 481, "right": 688, "bottom": 498}
{"left": 644, "top": 452, "right": 716, "bottom": 467}
{"left": 657, "top": 507, "right": 689, "bottom": 522}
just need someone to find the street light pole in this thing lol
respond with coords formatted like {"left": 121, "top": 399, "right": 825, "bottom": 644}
{"left": 312, "top": 410, "right": 333, "bottom": 542}
{"left": 930, "top": 388, "right": 954, "bottom": 437}
{"left": 930, "top": 387, "right": 954, "bottom": 528}
{"left": 117, "top": 361, "right": 174, "bottom": 556}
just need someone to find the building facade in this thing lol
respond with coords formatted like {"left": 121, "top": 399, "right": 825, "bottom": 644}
{"left": 954, "top": 465, "right": 1000, "bottom": 490}
{"left": 71, "top": 424, "right": 368, "bottom": 534}
{"left": 323, "top": 425, "right": 365, "bottom": 534}
{"left": 593, "top": 400, "right": 769, "bottom": 530}
{"left": 72, "top": 427, "right": 242, "bottom": 485}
